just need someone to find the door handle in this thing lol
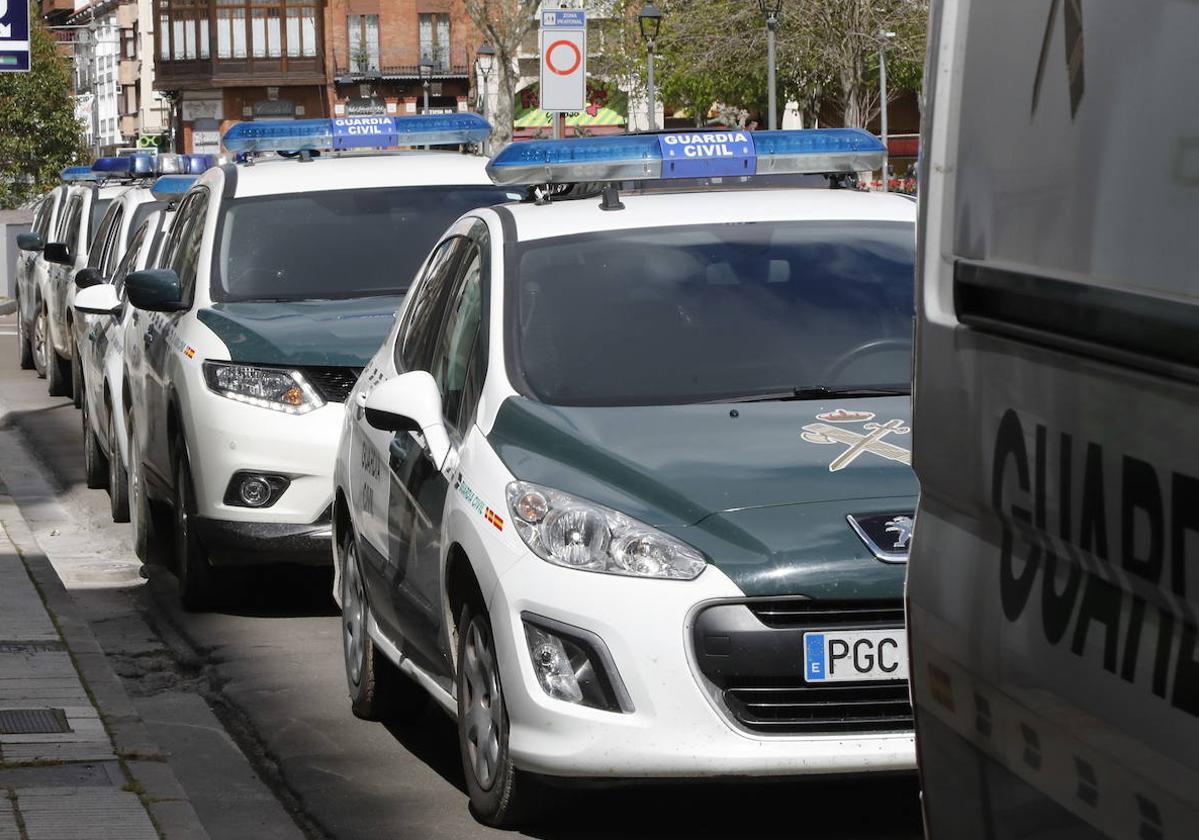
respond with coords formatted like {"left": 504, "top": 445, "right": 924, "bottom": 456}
{"left": 355, "top": 390, "right": 367, "bottom": 419}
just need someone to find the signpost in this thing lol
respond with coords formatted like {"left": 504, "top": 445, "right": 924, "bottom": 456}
{"left": 539, "top": 8, "right": 586, "bottom": 137}
{"left": 0, "top": 0, "right": 31, "bottom": 73}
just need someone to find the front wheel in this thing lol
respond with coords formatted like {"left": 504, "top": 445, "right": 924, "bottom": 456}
{"left": 174, "top": 443, "right": 216, "bottom": 611}
{"left": 70, "top": 341, "right": 83, "bottom": 408}
{"left": 129, "top": 417, "right": 165, "bottom": 564}
{"left": 32, "top": 305, "right": 48, "bottom": 378}
{"left": 341, "top": 530, "right": 427, "bottom": 721}
{"left": 81, "top": 391, "right": 108, "bottom": 489}
{"left": 456, "top": 603, "right": 531, "bottom": 828}
{"left": 108, "top": 405, "right": 130, "bottom": 523}
{"left": 16, "top": 301, "right": 33, "bottom": 370}
{"left": 46, "top": 333, "right": 71, "bottom": 397}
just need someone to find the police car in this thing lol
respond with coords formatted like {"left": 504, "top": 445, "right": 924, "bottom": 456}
{"left": 15, "top": 176, "right": 73, "bottom": 373}
{"left": 333, "top": 129, "right": 918, "bottom": 826}
{"left": 74, "top": 178, "right": 190, "bottom": 520}
{"left": 119, "top": 114, "right": 518, "bottom": 610}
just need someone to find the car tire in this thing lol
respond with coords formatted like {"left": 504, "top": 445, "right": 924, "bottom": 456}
{"left": 341, "top": 529, "right": 427, "bottom": 721}
{"left": 70, "top": 341, "right": 83, "bottom": 409}
{"left": 32, "top": 305, "right": 48, "bottom": 378}
{"left": 46, "top": 332, "right": 71, "bottom": 397}
{"left": 17, "top": 301, "right": 34, "bottom": 370}
{"left": 456, "top": 602, "right": 531, "bottom": 829}
{"left": 108, "top": 405, "right": 130, "bottom": 523}
{"left": 81, "top": 391, "right": 108, "bottom": 489}
{"left": 174, "top": 442, "right": 216, "bottom": 612}
{"left": 129, "top": 416, "right": 165, "bottom": 564}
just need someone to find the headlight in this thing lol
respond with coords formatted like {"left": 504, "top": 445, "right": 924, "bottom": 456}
{"left": 506, "top": 481, "right": 706, "bottom": 580}
{"left": 202, "top": 362, "right": 325, "bottom": 415}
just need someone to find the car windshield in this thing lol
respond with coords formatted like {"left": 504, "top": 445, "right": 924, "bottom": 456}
{"left": 509, "top": 220, "right": 915, "bottom": 406}
{"left": 214, "top": 185, "right": 518, "bottom": 301}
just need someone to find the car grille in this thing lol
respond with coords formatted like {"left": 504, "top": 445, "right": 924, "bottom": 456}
{"left": 692, "top": 599, "right": 913, "bottom": 736}
{"left": 300, "top": 367, "right": 362, "bottom": 403}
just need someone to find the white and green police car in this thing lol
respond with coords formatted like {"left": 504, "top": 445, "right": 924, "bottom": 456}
{"left": 15, "top": 174, "right": 74, "bottom": 374}
{"left": 333, "top": 129, "right": 919, "bottom": 826}
{"left": 118, "top": 115, "right": 518, "bottom": 610}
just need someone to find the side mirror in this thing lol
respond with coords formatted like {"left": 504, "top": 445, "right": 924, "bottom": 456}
{"left": 43, "top": 242, "right": 72, "bottom": 265}
{"left": 126, "top": 268, "right": 186, "bottom": 312}
{"left": 16, "top": 232, "right": 44, "bottom": 252}
{"left": 365, "top": 371, "right": 453, "bottom": 470}
{"left": 73, "top": 283, "right": 122, "bottom": 316}
{"left": 75, "top": 266, "right": 104, "bottom": 289}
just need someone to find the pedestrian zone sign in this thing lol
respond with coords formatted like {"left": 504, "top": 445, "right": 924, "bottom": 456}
{"left": 539, "top": 9, "right": 586, "bottom": 114}
{"left": 0, "top": 0, "right": 31, "bottom": 73}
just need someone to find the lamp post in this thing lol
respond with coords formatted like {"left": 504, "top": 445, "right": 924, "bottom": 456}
{"left": 638, "top": 3, "right": 662, "bottom": 131}
{"left": 756, "top": 0, "right": 783, "bottom": 130}
{"left": 475, "top": 43, "right": 495, "bottom": 153}
{"left": 878, "top": 30, "right": 895, "bottom": 191}
{"left": 419, "top": 63, "right": 433, "bottom": 113}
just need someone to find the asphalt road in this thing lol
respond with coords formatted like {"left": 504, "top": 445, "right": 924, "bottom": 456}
{"left": 0, "top": 312, "right": 924, "bottom": 840}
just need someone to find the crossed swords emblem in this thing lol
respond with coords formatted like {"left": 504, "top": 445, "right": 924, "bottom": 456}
{"left": 801, "top": 418, "right": 911, "bottom": 472}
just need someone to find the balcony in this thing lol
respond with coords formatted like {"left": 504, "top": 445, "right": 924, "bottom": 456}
{"left": 334, "top": 50, "right": 470, "bottom": 85}
{"left": 40, "top": 0, "right": 73, "bottom": 17}
{"left": 119, "top": 58, "right": 139, "bottom": 86}
{"left": 120, "top": 115, "right": 139, "bottom": 137}
{"left": 157, "top": 54, "right": 325, "bottom": 90}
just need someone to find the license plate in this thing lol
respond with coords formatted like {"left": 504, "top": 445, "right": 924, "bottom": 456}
{"left": 803, "top": 629, "right": 908, "bottom": 683}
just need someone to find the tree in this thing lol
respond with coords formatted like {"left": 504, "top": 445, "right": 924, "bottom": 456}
{"left": 463, "top": 0, "right": 540, "bottom": 147}
{"left": 0, "top": 3, "right": 86, "bottom": 208}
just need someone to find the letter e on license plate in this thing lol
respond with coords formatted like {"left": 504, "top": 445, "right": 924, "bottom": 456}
{"left": 803, "top": 629, "right": 909, "bottom": 683}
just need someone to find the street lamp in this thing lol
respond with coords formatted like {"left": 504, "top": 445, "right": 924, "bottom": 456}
{"left": 638, "top": 3, "right": 662, "bottom": 131}
{"left": 475, "top": 43, "right": 496, "bottom": 152}
{"left": 418, "top": 63, "right": 433, "bottom": 113}
{"left": 878, "top": 30, "right": 895, "bottom": 191}
{"left": 756, "top": 0, "right": 783, "bottom": 130}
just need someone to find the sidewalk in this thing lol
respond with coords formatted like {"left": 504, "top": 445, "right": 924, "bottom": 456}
{"left": 0, "top": 500, "right": 208, "bottom": 840}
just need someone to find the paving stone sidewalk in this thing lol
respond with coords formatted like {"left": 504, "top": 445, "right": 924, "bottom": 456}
{"left": 0, "top": 506, "right": 208, "bottom": 840}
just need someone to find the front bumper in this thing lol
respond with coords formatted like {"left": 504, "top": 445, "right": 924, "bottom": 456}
{"left": 488, "top": 553, "right": 916, "bottom": 779}
{"left": 193, "top": 514, "right": 333, "bottom": 566}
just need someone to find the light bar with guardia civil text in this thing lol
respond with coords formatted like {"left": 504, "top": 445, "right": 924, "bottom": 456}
{"left": 486, "top": 128, "right": 886, "bottom": 186}
{"left": 221, "top": 113, "right": 492, "bottom": 154}
{"left": 150, "top": 175, "right": 198, "bottom": 202}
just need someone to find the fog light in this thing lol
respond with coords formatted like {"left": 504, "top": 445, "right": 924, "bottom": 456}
{"left": 522, "top": 617, "right": 630, "bottom": 712}
{"left": 239, "top": 476, "right": 272, "bottom": 507}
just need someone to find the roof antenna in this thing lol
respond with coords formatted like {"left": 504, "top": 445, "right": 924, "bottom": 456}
{"left": 599, "top": 184, "right": 624, "bottom": 211}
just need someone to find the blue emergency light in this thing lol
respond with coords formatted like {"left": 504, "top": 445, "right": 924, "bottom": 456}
{"left": 184, "top": 154, "right": 216, "bottom": 174}
{"left": 91, "top": 155, "right": 156, "bottom": 179}
{"left": 61, "top": 165, "right": 101, "bottom": 182}
{"left": 149, "top": 175, "right": 197, "bottom": 201}
{"left": 221, "top": 113, "right": 492, "bottom": 154}
{"left": 486, "top": 128, "right": 885, "bottom": 186}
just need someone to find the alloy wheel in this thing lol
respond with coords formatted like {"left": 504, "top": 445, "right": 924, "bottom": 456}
{"left": 462, "top": 618, "right": 503, "bottom": 790}
{"left": 342, "top": 543, "right": 366, "bottom": 685}
{"left": 33, "top": 309, "right": 48, "bottom": 374}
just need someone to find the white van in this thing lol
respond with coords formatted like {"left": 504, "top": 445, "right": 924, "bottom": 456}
{"left": 910, "top": 2, "right": 1199, "bottom": 839}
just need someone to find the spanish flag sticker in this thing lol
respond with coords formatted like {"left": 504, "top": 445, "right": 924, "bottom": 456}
{"left": 484, "top": 508, "right": 504, "bottom": 531}
{"left": 183, "top": 346, "right": 196, "bottom": 359}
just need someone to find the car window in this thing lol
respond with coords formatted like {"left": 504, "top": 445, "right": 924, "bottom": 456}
{"left": 163, "top": 191, "right": 209, "bottom": 301}
{"left": 56, "top": 194, "right": 83, "bottom": 245}
{"left": 395, "top": 236, "right": 467, "bottom": 373}
{"left": 89, "top": 203, "right": 122, "bottom": 271}
{"left": 112, "top": 222, "right": 148, "bottom": 297}
{"left": 509, "top": 220, "right": 916, "bottom": 406}
{"left": 430, "top": 244, "right": 484, "bottom": 434}
{"left": 35, "top": 191, "right": 61, "bottom": 238}
{"left": 87, "top": 198, "right": 112, "bottom": 248}
{"left": 31, "top": 198, "right": 50, "bottom": 238}
{"left": 127, "top": 201, "right": 166, "bottom": 247}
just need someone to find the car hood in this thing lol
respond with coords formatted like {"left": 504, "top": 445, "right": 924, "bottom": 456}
{"left": 486, "top": 396, "right": 916, "bottom": 597}
{"left": 197, "top": 297, "right": 403, "bottom": 367}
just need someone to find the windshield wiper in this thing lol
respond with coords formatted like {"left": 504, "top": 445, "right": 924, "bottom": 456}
{"left": 715, "top": 384, "right": 910, "bottom": 404}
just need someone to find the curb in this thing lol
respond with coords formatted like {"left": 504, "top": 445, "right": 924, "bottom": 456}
{"left": 0, "top": 490, "right": 210, "bottom": 840}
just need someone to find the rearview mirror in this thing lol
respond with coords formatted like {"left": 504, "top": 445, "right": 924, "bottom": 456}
{"left": 43, "top": 242, "right": 72, "bottom": 265}
{"left": 365, "top": 371, "right": 453, "bottom": 471}
{"left": 73, "top": 283, "right": 122, "bottom": 316}
{"left": 16, "top": 232, "right": 44, "bottom": 252}
{"left": 74, "top": 267, "right": 104, "bottom": 290}
{"left": 126, "top": 268, "right": 186, "bottom": 312}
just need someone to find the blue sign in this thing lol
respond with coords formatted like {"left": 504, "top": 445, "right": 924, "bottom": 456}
{"left": 0, "top": 0, "right": 31, "bottom": 73}
{"left": 804, "top": 633, "right": 826, "bottom": 681}
{"left": 331, "top": 116, "right": 397, "bottom": 150}
{"left": 541, "top": 9, "right": 586, "bottom": 28}
{"left": 658, "top": 131, "right": 757, "bottom": 179}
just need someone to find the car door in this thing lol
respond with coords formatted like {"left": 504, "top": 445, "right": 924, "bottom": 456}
{"left": 78, "top": 203, "right": 124, "bottom": 375}
{"left": 386, "top": 227, "right": 488, "bottom": 675}
{"left": 92, "top": 222, "right": 146, "bottom": 434}
{"left": 47, "top": 193, "right": 85, "bottom": 351}
{"left": 140, "top": 189, "right": 208, "bottom": 485}
{"left": 356, "top": 234, "right": 467, "bottom": 649}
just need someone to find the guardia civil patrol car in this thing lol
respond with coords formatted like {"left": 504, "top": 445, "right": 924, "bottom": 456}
{"left": 333, "top": 128, "right": 919, "bottom": 826}
{"left": 119, "top": 114, "right": 518, "bottom": 610}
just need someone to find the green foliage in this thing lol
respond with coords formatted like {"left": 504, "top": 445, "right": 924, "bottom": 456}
{"left": 0, "top": 3, "right": 86, "bottom": 209}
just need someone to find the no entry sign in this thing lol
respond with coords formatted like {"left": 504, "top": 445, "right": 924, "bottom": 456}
{"left": 539, "top": 10, "right": 585, "bottom": 113}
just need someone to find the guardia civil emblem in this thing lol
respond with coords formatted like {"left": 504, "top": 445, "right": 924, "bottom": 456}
{"left": 802, "top": 411, "right": 911, "bottom": 471}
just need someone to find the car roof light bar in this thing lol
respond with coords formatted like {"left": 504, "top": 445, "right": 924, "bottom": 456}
{"left": 61, "top": 165, "right": 102, "bottom": 182}
{"left": 183, "top": 154, "right": 217, "bottom": 174}
{"left": 486, "top": 128, "right": 886, "bottom": 186}
{"left": 221, "top": 113, "right": 492, "bottom": 154}
{"left": 149, "top": 174, "right": 198, "bottom": 201}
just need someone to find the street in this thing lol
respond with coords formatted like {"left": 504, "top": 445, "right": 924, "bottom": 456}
{"left": 0, "top": 313, "right": 923, "bottom": 838}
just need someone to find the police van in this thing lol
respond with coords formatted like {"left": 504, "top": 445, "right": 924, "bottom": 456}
{"left": 119, "top": 115, "right": 518, "bottom": 610}
{"left": 334, "top": 129, "right": 919, "bottom": 826}
{"left": 909, "top": 2, "right": 1199, "bottom": 838}
{"left": 74, "top": 177, "right": 191, "bottom": 521}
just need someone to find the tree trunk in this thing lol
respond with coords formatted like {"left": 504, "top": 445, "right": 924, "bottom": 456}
{"left": 492, "top": 52, "right": 518, "bottom": 148}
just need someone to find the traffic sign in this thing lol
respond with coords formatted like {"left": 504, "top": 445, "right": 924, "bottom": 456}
{"left": 0, "top": 0, "right": 31, "bottom": 73}
{"left": 539, "top": 10, "right": 586, "bottom": 114}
